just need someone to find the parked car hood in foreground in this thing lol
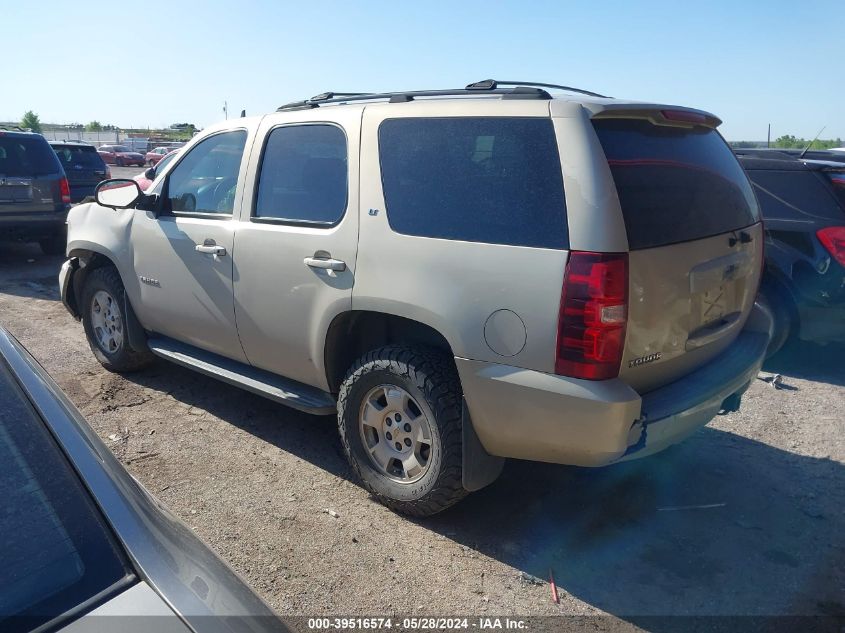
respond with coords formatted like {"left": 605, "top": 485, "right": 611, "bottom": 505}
{"left": 0, "top": 328, "right": 284, "bottom": 633}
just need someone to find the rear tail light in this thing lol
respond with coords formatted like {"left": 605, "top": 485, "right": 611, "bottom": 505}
{"left": 817, "top": 227, "right": 845, "bottom": 268}
{"left": 59, "top": 177, "right": 71, "bottom": 204}
{"left": 827, "top": 172, "right": 845, "bottom": 188}
{"left": 555, "top": 252, "right": 628, "bottom": 380}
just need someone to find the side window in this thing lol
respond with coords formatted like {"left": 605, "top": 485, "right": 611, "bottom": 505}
{"left": 254, "top": 124, "right": 347, "bottom": 224}
{"left": 378, "top": 117, "right": 568, "bottom": 249}
{"left": 166, "top": 130, "right": 247, "bottom": 215}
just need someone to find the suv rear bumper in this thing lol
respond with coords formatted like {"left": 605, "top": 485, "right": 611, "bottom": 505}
{"left": 457, "top": 302, "right": 772, "bottom": 467}
{"left": 0, "top": 207, "right": 69, "bottom": 238}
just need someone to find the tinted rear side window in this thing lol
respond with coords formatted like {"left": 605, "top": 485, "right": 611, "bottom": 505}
{"left": 0, "top": 368, "right": 129, "bottom": 632}
{"left": 0, "top": 136, "right": 62, "bottom": 177}
{"left": 378, "top": 117, "right": 568, "bottom": 249}
{"left": 746, "top": 169, "right": 845, "bottom": 222}
{"left": 255, "top": 124, "right": 348, "bottom": 224}
{"left": 593, "top": 119, "right": 759, "bottom": 250}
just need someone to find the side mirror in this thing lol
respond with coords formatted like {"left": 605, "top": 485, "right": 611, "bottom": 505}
{"left": 95, "top": 179, "right": 143, "bottom": 209}
{"left": 144, "top": 167, "right": 156, "bottom": 180}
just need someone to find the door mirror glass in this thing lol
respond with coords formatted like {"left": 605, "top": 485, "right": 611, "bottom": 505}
{"left": 95, "top": 179, "right": 142, "bottom": 209}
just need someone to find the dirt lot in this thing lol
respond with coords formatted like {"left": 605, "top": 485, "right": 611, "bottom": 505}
{"left": 1, "top": 240, "right": 843, "bottom": 625}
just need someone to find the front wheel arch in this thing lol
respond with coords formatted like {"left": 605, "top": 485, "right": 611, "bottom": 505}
{"left": 69, "top": 251, "right": 149, "bottom": 355}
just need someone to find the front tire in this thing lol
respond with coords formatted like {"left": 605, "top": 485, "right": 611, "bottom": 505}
{"left": 337, "top": 345, "right": 467, "bottom": 517}
{"left": 81, "top": 266, "right": 154, "bottom": 372}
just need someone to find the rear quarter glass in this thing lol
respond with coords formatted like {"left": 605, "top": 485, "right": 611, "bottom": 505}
{"left": 378, "top": 117, "right": 569, "bottom": 249}
{"left": 592, "top": 119, "right": 759, "bottom": 250}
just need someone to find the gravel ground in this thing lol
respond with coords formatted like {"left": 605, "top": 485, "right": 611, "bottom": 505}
{"left": 1, "top": 241, "right": 843, "bottom": 625}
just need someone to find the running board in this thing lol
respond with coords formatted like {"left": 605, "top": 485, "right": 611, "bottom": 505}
{"left": 146, "top": 337, "right": 336, "bottom": 415}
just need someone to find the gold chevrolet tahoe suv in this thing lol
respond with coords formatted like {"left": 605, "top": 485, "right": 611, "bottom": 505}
{"left": 59, "top": 80, "right": 773, "bottom": 516}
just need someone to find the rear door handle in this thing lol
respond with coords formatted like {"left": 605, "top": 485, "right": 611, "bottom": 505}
{"left": 304, "top": 255, "right": 346, "bottom": 271}
{"left": 195, "top": 241, "right": 227, "bottom": 256}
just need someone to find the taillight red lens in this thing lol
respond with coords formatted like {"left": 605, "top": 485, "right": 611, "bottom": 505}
{"left": 556, "top": 252, "right": 629, "bottom": 380}
{"left": 817, "top": 227, "right": 845, "bottom": 268}
{"left": 59, "top": 177, "right": 71, "bottom": 204}
{"left": 827, "top": 173, "right": 845, "bottom": 188}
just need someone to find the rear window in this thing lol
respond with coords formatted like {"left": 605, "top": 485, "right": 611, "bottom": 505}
{"left": 52, "top": 145, "right": 106, "bottom": 170}
{"left": 746, "top": 169, "right": 845, "bottom": 222}
{"left": 0, "top": 367, "right": 129, "bottom": 632}
{"left": 378, "top": 117, "right": 568, "bottom": 249}
{"left": 593, "top": 119, "right": 759, "bottom": 250}
{"left": 0, "top": 136, "right": 62, "bottom": 177}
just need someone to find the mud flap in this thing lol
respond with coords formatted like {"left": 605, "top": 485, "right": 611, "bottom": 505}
{"left": 123, "top": 295, "right": 148, "bottom": 354}
{"left": 60, "top": 258, "right": 81, "bottom": 319}
{"left": 461, "top": 399, "right": 505, "bottom": 492}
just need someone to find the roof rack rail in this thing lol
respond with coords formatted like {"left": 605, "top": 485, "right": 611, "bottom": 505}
{"left": 0, "top": 125, "right": 27, "bottom": 132}
{"left": 277, "top": 85, "right": 552, "bottom": 111}
{"left": 466, "top": 79, "right": 610, "bottom": 99}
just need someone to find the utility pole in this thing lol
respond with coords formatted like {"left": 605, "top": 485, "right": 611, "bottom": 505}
{"left": 767, "top": 124, "right": 771, "bottom": 148}
{"left": 223, "top": 101, "right": 228, "bottom": 120}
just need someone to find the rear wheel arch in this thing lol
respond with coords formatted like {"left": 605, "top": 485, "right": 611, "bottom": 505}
{"left": 759, "top": 270, "right": 799, "bottom": 356}
{"left": 324, "top": 311, "right": 456, "bottom": 394}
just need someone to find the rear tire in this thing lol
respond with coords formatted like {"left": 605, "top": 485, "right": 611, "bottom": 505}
{"left": 81, "top": 266, "right": 154, "bottom": 372}
{"left": 39, "top": 229, "right": 66, "bottom": 256}
{"left": 337, "top": 345, "right": 468, "bottom": 517}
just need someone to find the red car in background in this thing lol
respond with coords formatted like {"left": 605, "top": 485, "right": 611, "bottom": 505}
{"left": 133, "top": 149, "right": 180, "bottom": 190}
{"left": 97, "top": 144, "right": 145, "bottom": 167}
{"left": 145, "top": 146, "right": 173, "bottom": 166}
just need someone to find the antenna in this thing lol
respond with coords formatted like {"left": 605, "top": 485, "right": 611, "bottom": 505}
{"left": 799, "top": 125, "right": 825, "bottom": 158}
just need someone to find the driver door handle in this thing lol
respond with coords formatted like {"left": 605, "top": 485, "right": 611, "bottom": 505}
{"left": 195, "top": 241, "right": 227, "bottom": 256}
{"left": 304, "top": 254, "right": 346, "bottom": 271}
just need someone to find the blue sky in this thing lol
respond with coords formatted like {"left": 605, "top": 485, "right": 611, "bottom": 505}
{"left": 4, "top": 0, "right": 840, "bottom": 141}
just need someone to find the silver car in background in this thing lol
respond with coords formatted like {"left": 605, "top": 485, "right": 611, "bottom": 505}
{"left": 0, "top": 327, "right": 283, "bottom": 633}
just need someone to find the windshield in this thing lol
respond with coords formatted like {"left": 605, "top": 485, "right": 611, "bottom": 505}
{"left": 155, "top": 151, "right": 178, "bottom": 174}
{"left": 112, "top": 146, "right": 131, "bottom": 153}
